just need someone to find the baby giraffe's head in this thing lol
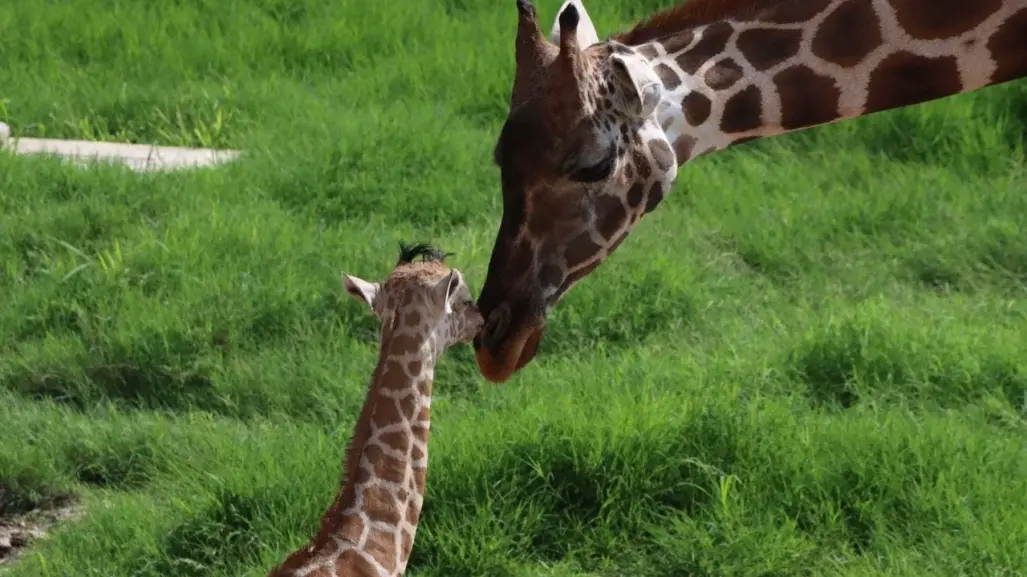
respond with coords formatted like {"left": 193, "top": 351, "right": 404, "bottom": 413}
{"left": 342, "top": 243, "right": 484, "bottom": 353}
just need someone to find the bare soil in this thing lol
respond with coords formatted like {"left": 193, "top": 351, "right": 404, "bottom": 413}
{"left": 0, "top": 491, "right": 80, "bottom": 566}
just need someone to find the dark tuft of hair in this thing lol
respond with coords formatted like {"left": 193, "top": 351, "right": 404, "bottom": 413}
{"left": 397, "top": 242, "right": 454, "bottom": 264}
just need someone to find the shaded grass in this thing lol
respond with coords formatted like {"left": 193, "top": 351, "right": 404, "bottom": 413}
{"left": 2, "top": 0, "right": 1027, "bottom": 575}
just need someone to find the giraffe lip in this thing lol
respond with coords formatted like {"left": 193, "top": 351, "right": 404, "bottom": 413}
{"left": 474, "top": 321, "right": 544, "bottom": 383}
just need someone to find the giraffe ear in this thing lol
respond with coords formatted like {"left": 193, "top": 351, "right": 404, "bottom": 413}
{"left": 549, "top": 0, "right": 599, "bottom": 48}
{"left": 432, "top": 269, "right": 464, "bottom": 315}
{"left": 609, "top": 51, "right": 664, "bottom": 120}
{"left": 342, "top": 273, "right": 380, "bottom": 310}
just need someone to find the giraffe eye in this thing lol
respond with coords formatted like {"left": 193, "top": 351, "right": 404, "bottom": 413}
{"left": 568, "top": 155, "right": 614, "bottom": 183}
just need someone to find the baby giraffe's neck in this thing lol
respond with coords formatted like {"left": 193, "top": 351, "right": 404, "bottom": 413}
{"left": 268, "top": 323, "right": 435, "bottom": 577}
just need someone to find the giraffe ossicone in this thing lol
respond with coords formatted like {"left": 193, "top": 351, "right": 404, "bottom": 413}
{"left": 473, "top": 0, "right": 1027, "bottom": 383}
{"left": 266, "top": 243, "right": 483, "bottom": 577}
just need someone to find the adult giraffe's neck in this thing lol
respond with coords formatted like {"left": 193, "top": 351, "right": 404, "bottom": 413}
{"left": 272, "top": 326, "right": 435, "bottom": 577}
{"left": 629, "top": 0, "right": 1027, "bottom": 164}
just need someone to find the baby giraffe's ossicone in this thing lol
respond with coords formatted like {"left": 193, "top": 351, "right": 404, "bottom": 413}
{"left": 266, "top": 243, "right": 483, "bottom": 577}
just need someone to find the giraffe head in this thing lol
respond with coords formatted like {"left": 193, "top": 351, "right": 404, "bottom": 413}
{"left": 343, "top": 243, "right": 484, "bottom": 353}
{"left": 474, "top": 0, "right": 677, "bottom": 382}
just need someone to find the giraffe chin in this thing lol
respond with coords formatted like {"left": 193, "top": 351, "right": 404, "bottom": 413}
{"left": 474, "top": 324, "right": 543, "bottom": 383}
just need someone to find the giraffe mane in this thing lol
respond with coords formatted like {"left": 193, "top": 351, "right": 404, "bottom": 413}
{"left": 611, "top": 0, "right": 788, "bottom": 45}
{"left": 398, "top": 242, "right": 455, "bottom": 264}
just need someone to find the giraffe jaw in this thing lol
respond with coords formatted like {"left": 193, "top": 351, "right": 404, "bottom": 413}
{"left": 474, "top": 322, "right": 544, "bottom": 383}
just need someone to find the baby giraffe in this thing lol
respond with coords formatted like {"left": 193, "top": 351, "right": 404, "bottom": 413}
{"left": 267, "top": 243, "right": 484, "bottom": 577}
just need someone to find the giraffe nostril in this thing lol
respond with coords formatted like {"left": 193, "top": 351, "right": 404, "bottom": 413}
{"left": 481, "top": 306, "right": 511, "bottom": 350}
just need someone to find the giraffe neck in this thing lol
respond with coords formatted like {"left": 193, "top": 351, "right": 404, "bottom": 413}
{"left": 633, "top": 0, "right": 1027, "bottom": 163}
{"left": 269, "top": 323, "right": 436, "bottom": 577}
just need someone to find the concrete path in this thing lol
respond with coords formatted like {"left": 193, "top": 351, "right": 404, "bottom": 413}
{"left": 0, "top": 121, "right": 239, "bottom": 172}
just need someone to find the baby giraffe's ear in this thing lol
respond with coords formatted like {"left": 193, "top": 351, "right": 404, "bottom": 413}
{"left": 432, "top": 269, "right": 464, "bottom": 315}
{"left": 342, "top": 273, "right": 380, "bottom": 311}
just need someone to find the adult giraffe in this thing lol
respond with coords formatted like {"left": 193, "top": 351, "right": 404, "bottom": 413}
{"left": 472, "top": 0, "right": 1027, "bottom": 382}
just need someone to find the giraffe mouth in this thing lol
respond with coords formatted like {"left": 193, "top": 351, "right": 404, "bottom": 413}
{"left": 474, "top": 321, "right": 544, "bottom": 383}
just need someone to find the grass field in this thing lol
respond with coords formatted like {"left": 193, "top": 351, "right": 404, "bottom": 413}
{"left": 2, "top": 0, "right": 1027, "bottom": 575}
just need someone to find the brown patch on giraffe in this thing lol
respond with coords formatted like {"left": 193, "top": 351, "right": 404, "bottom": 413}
{"left": 661, "top": 30, "right": 695, "bottom": 53}
{"left": 631, "top": 150, "right": 652, "bottom": 179}
{"left": 565, "top": 233, "right": 601, "bottom": 268}
{"left": 865, "top": 52, "right": 962, "bottom": 114}
{"left": 812, "top": 0, "right": 882, "bottom": 67}
{"left": 336, "top": 512, "right": 366, "bottom": 544}
{"left": 624, "top": 161, "right": 635, "bottom": 180}
{"left": 411, "top": 468, "right": 427, "bottom": 492}
{"left": 400, "top": 528, "right": 414, "bottom": 556}
{"left": 364, "top": 445, "right": 407, "bottom": 484}
{"left": 736, "top": 27, "right": 802, "bottom": 71}
{"left": 637, "top": 44, "right": 659, "bottom": 59}
{"left": 410, "top": 440, "right": 425, "bottom": 462}
{"left": 762, "top": 0, "right": 833, "bottom": 24}
{"left": 673, "top": 134, "right": 697, "bottom": 161}
{"left": 774, "top": 65, "right": 841, "bottom": 130}
{"left": 404, "top": 310, "right": 422, "bottom": 328}
{"left": 415, "top": 406, "right": 429, "bottom": 422}
{"left": 378, "top": 430, "right": 410, "bottom": 454}
{"left": 705, "top": 58, "right": 744, "bottom": 90}
{"left": 396, "top": 393, "right": 419, "bottom": 422}
{"left": 406, "top": 360, "right": 422, "bottom": 377}
{"left": 626, "top": 182, "right": 646, "bottom": 209}
{"left": 405, "top": 499, "right": 422, "bottom": 529}
{"left": 889, "top": 0, "right": 1003, "bottom": 40}
{"left": 363, "top": 530, "right": 399, "bottom": 573}
{"left": 683, "top": 91, "right": 712, "bottom": 125}
{"left": 596, "top": 194, "right": 628, "bottom": 240}
{"left": 335, "top": 549, "right": 381, "bottom": 576}
{"left": 720, "top": 85, "right": 763, "bottom": 133}
{"left": 644, "top": 182, "right": 666, "bottom": 214}
{"left": 653, "top": 63, "right": 682, "bottom": 89}
{"left": 388, "top": 335, "right": 420, "bottom": 357}
{"left": 988, "top": 8, "right": 1027, "bottom": 84}
{"left": 676, "top": 22, "right": 733, "bottom": 75}
{"left": 648, "top": 139, "right": 675, "bottom": 172}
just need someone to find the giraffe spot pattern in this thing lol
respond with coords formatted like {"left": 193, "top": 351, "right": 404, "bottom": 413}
{"left": 631, "top": 150, "right": 652, "bottom": 179}
{"left": 890, "top": 0, "right": 1004, "bottom": 39}
{"left": 378, "top": 430, "right": 411, "bottom": 454}
{"left": 566, "top": 233, "right": 600, "bottom": 268}
{"left": 673, "top": 134, "right": 697, "bottom": 161}
{"left": 364, "top": 445, "right": 408, "bottom": 485}
{"left": 683, "top": 91, "right": 712, "bottom": 126}
{"left": 405, "top": 499, "right": 421, "bottom": 526}
{"left": 865, "top": 52, "right": 962, "bottom": 114}
{"left": 812, "top": 0, "right": 883, "bottom": 67}
{"left": 774, "top": 65, "right": 841, "bottom": 130}
{"left": 989, "top": 8, "right": 1027, "bottom": 84}
{"left": 626, "top": 182, "right": 645, "bottom": 208}
{"left": 648, "top": 139, "right": 674, "bottom": 172}
{"left": 720, "top": 85, "right": 763, "bottom": 133}
{"left": 596, "top": 194, "right": 627, "bottom": 240}
{"left": 705, "top": 58, "right": 744, "bottom": 90}
{"left": 411, "top": 468, "right": 426, "bottom": 492}
{"left": 660, "top": 30, "right": 695, "bottom": 53}
{"left": 335, "top": 549, "right": 381, "bottom": 576}
{"left": 400, "top": 528, "right": 414, "bottom": 557}
{"left": 736, "top": 27, "right": 803, "bottom": 71}
{"left": 676, "top": 22, "right": 732, "bottom": 74}
{"left": 653, "top": 62, "right": 682, "bottom": 89}
{"left": 397, "top": 393, "right": 419, "bottom": 421}
{"left": 644, "top": 182, "right": 666, "bottom": 214}
{"left": 363, "top": 530, "right": 398, "bottom": 573}
{"left": 406, "top": 360, "right": 422, "bottom": 377}
{"left": 637, "top": 44, "right": 659, "bottom": 59}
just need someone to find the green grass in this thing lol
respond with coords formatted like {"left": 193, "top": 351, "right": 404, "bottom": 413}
{"left": 2, "top": 0, "right": 1027, "bottom": 575}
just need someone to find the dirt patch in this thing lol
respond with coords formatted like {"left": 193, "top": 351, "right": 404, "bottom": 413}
{"left": 0, "top": 493, "right": 81, "bottom": 566}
